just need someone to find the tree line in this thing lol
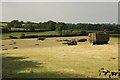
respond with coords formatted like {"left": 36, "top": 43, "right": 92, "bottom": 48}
{"left": 1, "top": 20, "right": 120, "bottom": 34}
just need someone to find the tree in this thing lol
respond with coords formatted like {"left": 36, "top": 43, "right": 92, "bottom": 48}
{"left": 32, "top": 23, "right": 39, "bottom": 30}
{"left": 56, "top": 22, "right": 66, "bottom": 36}
{"left": 11, "top": 20, "right": 22, "bottom": 28}
{"left": 24, "top": 21, "right": 35, "bottom": 31}
{"left": 46, "top": 20, "right": 56, "bottom": 30}
{"left": 113, "top": 24, "right": 120, "bottom": 33}
{"left": 2, "top": 27, "right": 10, "bottom": 33}
{"left": 81, "top": 30, "right": 87, "bottom": 36}
{"left": 7, "top": 22, "right": 13, "bottom": 30}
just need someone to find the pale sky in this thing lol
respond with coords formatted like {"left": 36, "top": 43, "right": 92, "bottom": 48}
{"left": 2, "top": 2, "right": 118, "bottom": 24}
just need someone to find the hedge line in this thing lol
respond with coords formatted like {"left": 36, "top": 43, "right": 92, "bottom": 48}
{"left": 9, "top": 33, "right": 87, "bottom": 39}
{"left": 10, "top": 30, "right": 52, "bottom": 32}
{"left": 20, "top": 34, "right": 84, "bottom": 39}
{"left": 2, "top": 28, "right": 52, "bottom": 33}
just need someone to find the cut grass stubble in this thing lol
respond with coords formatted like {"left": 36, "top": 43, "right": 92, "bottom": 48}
{"left": 2, "top": 36, "right": 118, "bottom": 78}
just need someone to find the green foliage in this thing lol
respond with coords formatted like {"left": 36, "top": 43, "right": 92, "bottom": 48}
{"left": 21, "top": 33, "right": 25, "bottom": 37}
{"left": 56, "top": 22, "right": 66, "bottom": 35}
{"left": 7, "top": 22, "right": 13, "bottom": 30}
{"left": 11, "top": 20, "right": 22, "bottom": 28}
{"left": 46, "top": 20, "right": 56, "bottom": 30}
{"left": 81, "top": 30, "right": 87, "bottom": 36}
{"left": 2, "top": 27, "right": 10, "bottom": 33}
{"left": 23, "top": 22, "right": 38, "bottom": 31}
{"left": 1, "top": 20, "right": 120, "bottom": 35}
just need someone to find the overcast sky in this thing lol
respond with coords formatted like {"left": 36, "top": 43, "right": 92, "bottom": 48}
{"left": 2, "top": 2, "right": 118, "bottom": 24}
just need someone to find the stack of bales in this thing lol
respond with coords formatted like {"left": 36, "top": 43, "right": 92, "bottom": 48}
{"left": 88, "top": 31, "right": 109, "bottom": 45}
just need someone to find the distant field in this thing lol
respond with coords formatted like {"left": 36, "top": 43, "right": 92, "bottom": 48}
{"left": 2, "top": 36, "right": 118, "bottom": 78}
{"left": 0, "top": 23, "right": 8, "bottom": 27}
{"left": 11, "top": 28, "right": 25, "bottom": 30}
{"left": 11, "top": 28, "right": 50, "bottom": 31}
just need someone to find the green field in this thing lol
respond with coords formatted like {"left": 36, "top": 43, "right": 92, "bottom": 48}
{"left": 2, "top": 36, "right": 119, "bottom": 78}
{"left": 1, "top": 30, "right": 120, "bottom": 40}
{"left": 0, "top": 23, "right": 8, "bottom": 27}
{"left": 1, "top": 31, "right": 59, "bottom": 40}
{"left": 1, "top": 30, "right": 81, "bottom": 40}
{"left": 11, "top": 28, "right": 25, "bottom": 30}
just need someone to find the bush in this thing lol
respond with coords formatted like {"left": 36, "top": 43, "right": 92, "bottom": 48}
{"left": 21, "top": 33, "right": 25, "bottom": 37}
{"left": 81, "top": 31, "right": 87, "bottom": 36}
{"left": 2, "top": 27, "right": 10, "bottom": 33}
{"left": 9, "top": 35, "right": 18, "bottom": 39}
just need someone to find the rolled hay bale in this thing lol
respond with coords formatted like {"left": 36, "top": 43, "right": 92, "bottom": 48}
{"left": 111, "top": 57, "right": 116, "bottom": 60}
{"left": 1, "top": 45, "right": 5, "bottom": 46}
{"left": 63, "top": 39, "right": 68, "bottom": 41}
{"left": 2, "top": 48, "right": 8, "bottom": 50}
{"left": 62, "top": 42, "right": 68, "bottom": 44}
{"left": 9, "top": 43, "right": 13, "bottom": 45}
{"left": 11, "top": 40, "right": 14, "bottom": 42}
{"left": 78, "top": 38, "right": 87, "bottom": 42}
{"left": 56, "top": 40, "right": 63, "bottom": 42}
{"left": 13, "top": 41, "right": 17, "bottom": 44}
{"left": 35, "top": 43, "right": 39, "bottom": 45}
{"left": 37, "top": 37, "right": 46, "bottom": 40}
{"left": 13, "top": 46, "right": 18, "bottom": 49}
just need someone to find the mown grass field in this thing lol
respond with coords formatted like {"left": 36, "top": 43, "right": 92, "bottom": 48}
{"left": 1, "top": 36, "right": 119, "bottom": 78}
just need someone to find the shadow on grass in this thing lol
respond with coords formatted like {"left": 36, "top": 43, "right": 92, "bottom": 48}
{"left": 2, "top": 56, "right": 88, "bottom": 78}
{"left": 2, "top": 56, "right": 42, "bottom": 78}
{"left": 12, "top": 71, "right": 88, "bottom": 78}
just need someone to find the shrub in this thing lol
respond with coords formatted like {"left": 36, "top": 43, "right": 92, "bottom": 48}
{"left": 2, "top": 27, "right": 10, "bottom": 33}
{"left": 81, "top": 31, "right": 87, "bottom": 36}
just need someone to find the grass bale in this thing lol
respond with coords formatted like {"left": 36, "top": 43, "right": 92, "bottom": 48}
{"left": 13, "top": 41, "right": 17, "bottom": 44}
{"left": 13, "top": 46, "right": 18, "bottom": 49}
{"left": 56, "top": 40, "right": 63, "bottom": 42}
{"left": 9, "top": 43, "right": 13, "bottom": 45}
{"left": 78, "top": 38, "right": 87, "bottom": 42}
{"left": 35, "top": 43, "right": 39, "bottom": 45}
{"left": 110, "top": 57, "right": 116, "bottom": 60}
{"left": 62, "top": 42, "right": 68, "bottom": 44}
{"left": 2, "top": 48, "right": 8, "bottom": 50}
{"left": 11, "top": 40, "right": 14, "bottom": 42}
{"left": 56, "top": 39, "right": 68, "bottom": 42}
{"left": 37, "top": 37, "right": 46, "bottom": 41}
{"left": 2, "top": 45, "right": 5, "bottom": 46}
{"left": 63, "top": 39, "right": 68, "bottom": 41}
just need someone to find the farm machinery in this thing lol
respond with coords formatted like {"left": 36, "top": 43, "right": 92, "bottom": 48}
{"left": 67, "top": 39, "right": 77, "bottom": 45}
